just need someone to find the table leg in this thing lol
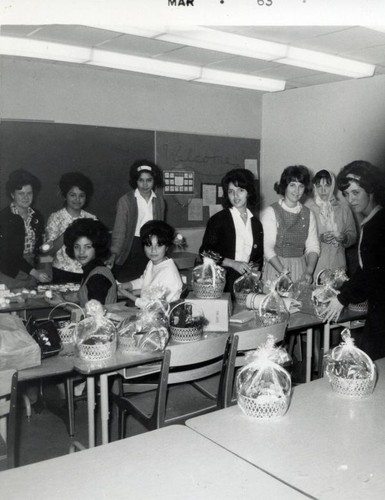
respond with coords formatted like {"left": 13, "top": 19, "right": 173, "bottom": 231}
{"left": 100, "top": 374, "right": 109, "bottom": 445}
{"left": 86, "top": 376, "right": 95, "bottom": 448}
{"left": 306, "top": 328, "right": 313, "bottom": 383}
{"left": 324, "top": 322, "right": 330, "bottom": 353}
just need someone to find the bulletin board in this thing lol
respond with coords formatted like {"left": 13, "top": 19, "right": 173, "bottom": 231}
{"left": 156, "top": 131, "right": 260, "bottom": 228}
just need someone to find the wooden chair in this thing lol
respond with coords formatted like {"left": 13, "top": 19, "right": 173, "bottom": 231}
{"left": 222, "top": 322, "right": 288, "bottom": 408}
{"left": 111, "top": 334, "right": 231, "bottom": 438}
{"left": 0, "top": 369, "right": 18, "bottom": 469}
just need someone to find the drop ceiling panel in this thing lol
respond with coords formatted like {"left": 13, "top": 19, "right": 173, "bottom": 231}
{"left": 27, "top": 25, "right": 121, "bottom": 47}
{"left": 155, "top": 46, "right": 235, "bottom": 65}
{"left": 98, "top": 33, "right": 183, "bottom": 56}
{"left": 205, "top": 56, "right": 276, "bottom": 74}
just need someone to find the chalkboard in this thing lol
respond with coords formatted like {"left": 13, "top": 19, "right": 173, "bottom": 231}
{"left": 156, "top": 131, "right": 260, "bottom": 228}
{"left": 0, "top": 122, "right": 260, "bottom": 230}
{"left": 0, "top": 121, "right": 155, "bottom": 228}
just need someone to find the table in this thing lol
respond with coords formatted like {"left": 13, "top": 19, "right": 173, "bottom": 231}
{"left": 186, "top": 358, "right": 385, "bottom": 500}
{"left": 73, "top": 349, "right": 163, "bottom": 448}
{"left": 0, "top": 425, "right": 309, "bottom": 499}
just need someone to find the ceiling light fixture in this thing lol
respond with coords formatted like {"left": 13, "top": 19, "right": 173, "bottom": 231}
{"left": 0, "top": 36, "right": 92, "bottom": 63}
{"left": 277, "top": 46, "right": 375, "bottom": 78}
{"left": 92, "top": 25, "right": 375, "bottom": 79}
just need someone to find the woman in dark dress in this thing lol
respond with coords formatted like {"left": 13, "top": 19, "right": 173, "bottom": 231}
{"left": 0, "top": 169, "right": 50, "bottom": 288}
{"left": 323, "top": 161, "right": 385, "bottom": 360}
{"left": 200, "top": 168, "right": 264, "bottom": 296}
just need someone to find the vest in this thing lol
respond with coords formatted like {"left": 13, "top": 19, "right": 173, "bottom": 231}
{"left": 272, "top": 202, "right": 310, "bottom": 258}
{"left": 78, "top": 265, "right": 117, "bottom": 307}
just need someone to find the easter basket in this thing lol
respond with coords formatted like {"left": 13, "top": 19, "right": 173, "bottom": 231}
{"left": 48, "top": 302, "right": 85, "bottom": 344}
{"left": 192, "top": 251, "right": 226, "bottom": 299}
{"left": 117, "top": 300, "right": 169, "bottom": 353}
{"left": 324, "top": 328, "right": 376, "bottom": 399}
{"left": 76, "top": 300, "right": 117, "bottom": 361}
{"left": 348, "top": 300, "right": 368, "bottom": 313}
{"left": 233, "top": 267, "right": 263, "bottom": 307}
{"left": 236, "top": 335, "right": 292, "bottom": 419}
{"left": 168, "top": 301, "right": 206, "bottom": 343}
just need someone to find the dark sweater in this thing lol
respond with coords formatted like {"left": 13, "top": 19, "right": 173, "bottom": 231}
{"left": 0, "top": 205, "right": 44, "bottom": 278}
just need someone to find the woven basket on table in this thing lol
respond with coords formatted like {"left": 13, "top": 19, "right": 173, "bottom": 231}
{"left": 237, "top": 393, "right": 289, "bottom": 419}
{"left": 348, "top": 301, "right": 368, "bottom": 313}
{"left": 78, "top": 337, "right": 116, "bottom": 361}
{"left": 234, "top": 291, "right": 249, "bottom": 307}
{"left": 169, "top": 325, "right": 202, "bottom": 343}
{"left": 329, "top": 373, "right": 375, "bottom": 399}
{"left": 192, "top": 280, "right": 225, "bottom": 299}
{"left": 48, "top": 301, "right": 84, "bottom": 345}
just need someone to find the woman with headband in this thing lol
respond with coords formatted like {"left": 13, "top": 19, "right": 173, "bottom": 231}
{"left": 107, "top": 159, "right": 165, "bottom": 281}
{"left": 323, "top": 161, "right": 385, "bottom": 360}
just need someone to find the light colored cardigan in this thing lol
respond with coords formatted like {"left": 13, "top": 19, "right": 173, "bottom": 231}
{"left": 110, "top": 188, "right": 166, "bottom": 265}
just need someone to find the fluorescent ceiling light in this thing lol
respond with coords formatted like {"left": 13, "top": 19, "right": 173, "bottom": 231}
{"left": 277, "top": 47, "right": 375, "bottom": 78}
{"left": 90, "top": 49, "right": 285, "bottom": 91}
{"left": 0, "top": 36, "right": 91, "bottom": 63}
{"left": 156, "top": 27, "right": 286, "bottom": 60}
{"left": 86, "top": 24, "right": 167, "bottom": 38}
{"left": 196, "top": 68, "right": 285, "bottom": 92}
{"left": 90, "top": 25, "right": 375, "bottom": 79}
{"left": 90, "top": 49, "right": 201, "bottom": 80}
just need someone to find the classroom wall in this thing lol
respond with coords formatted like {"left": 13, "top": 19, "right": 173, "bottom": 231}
{"left": 261, "top": 74, "right": 385, "bottom": 209}
{"left": 0, "top": 57, "right": 262, "bottom": 138}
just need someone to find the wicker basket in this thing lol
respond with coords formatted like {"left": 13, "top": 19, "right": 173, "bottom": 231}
{"left": 234, "top": 291, "right": 249, "bottom": 307}
{"left": 192, "top": 280, "right": 225, "bottom": 299}
{"left": 118, "top": 335, "right": 136, "bottom": 352}
{"left": 78, "top": 336, "right": 116, "bottom": 361}
{"left": 238, "top": 393, "right": 289, "bottom": 419}
{"left": 348, "top": 301, "right": 368, "bottom": 313}
{"left": 57, "top": 320, "right": 77, "bottom": 344}
{"left": 329, "top": 373, "right": 375, "bottom": 399}
{"left": 170, "top": 325, "right": 202, "bottom": 343}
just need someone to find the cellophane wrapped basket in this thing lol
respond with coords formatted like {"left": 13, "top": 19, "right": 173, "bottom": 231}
{"left": 324, "top": 328, "right": 376, "bottom": 399}
{"left": 312, "top": 268, "right": 349, "bottom": 318}
{"left": 233, "top": 267, "right": 263, "bottom": 306}
{"left": 192, "top": 251, "right": 226, "bottom": 299}
{"left": 169, "top": 301, "right": 206, "bottom": 342}
{"left": 117, "top": 300, "right": 169, "bottom": 353}
{"left": 236, "top": 335, "right": 292, "bottom": 419}
{"left": 50, "top": 302, "right": 84, "bottom": 345}
{"left": 253, "top": 278, "right": 290, "bottom": 327}
{"left": 75, "top": 300, "right": 117, "bottom": 361}
{"left": 348, "top": 300, "right": 368, "bottom": 313}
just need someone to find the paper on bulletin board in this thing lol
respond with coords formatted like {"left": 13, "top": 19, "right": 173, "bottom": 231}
{"left": 245, "top": 159, "right": 258, "bottom": 179}
{"left": 202, "top": 184, "right": 217, "bottom": 206}
{"left": 209, "top": 205, "right": 222, "bottom": 217}
{"left": 188, "top": 198, "right": 203, "bottom": 221}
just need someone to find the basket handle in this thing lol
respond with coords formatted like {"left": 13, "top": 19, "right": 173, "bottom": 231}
{"left": 168, "top": 300, "right": 204, "bottom": 320}
{"left": 316, "top": 269, "right": 327, "bottom": 286}
{"left": 48, "top": 302, "right": 85, "bottom": 322}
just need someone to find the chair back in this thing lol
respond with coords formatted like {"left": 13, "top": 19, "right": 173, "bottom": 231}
{"left": 222, "top": 322, "right": 287, "bottom": 408}
{"left": 0, "top": 369, "right": 18, "bottom": 469}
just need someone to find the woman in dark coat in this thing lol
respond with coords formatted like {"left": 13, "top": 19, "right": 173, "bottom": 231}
{"left": 200, "top": 168, "right": 264, "bottom": 295}
{"left": 323, "top": 161, "right": 385, "bottom": 360}
{"left": 0, "top": 169, "right": 50, "bottom": 288}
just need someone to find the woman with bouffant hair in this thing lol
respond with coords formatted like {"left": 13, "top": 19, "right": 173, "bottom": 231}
{"left": 45, "top": 171, "right": 97, "bottom": 284}
{"left": 200, "top": 168, "right": 264, "bottom": 295}
{"left": 63, "top": 218, "right": 117, "bottom": 307}
{"left": 261, "top": 165, "right": 320, "bottom": 284}
{"left": 323, "top": 160, "right": 385, "bottom": 360}
{"left": 0, "top": 169, "right": 50, "bottom": 288}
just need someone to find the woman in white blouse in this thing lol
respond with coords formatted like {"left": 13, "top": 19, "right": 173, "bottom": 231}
{"left": 261, "top": 165, "right": 320, "bottom": 285}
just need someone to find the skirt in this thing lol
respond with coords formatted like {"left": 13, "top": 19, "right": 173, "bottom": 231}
{"left": 263, "top": 256, "right": 306, "bottom": 285}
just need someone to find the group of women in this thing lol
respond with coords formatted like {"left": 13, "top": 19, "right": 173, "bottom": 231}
{"left": 0, "top": 159, "right": 384, "bottom": 359}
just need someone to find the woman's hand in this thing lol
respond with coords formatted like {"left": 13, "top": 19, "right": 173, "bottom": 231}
{"left": 30, "top": 268, "right": 51, "bottom": 283}
{"left": 321, "top": 296, "right": 344, "bottom": 323}
{"left": 231, "top": 260, "right": 252, "bottom": 275}
{"left": 44, "top": 291, "right": 65, "bottom": 306}
{"left": 332, "top": 232, "right": 347, "bottom": 244}
{"left": 300, "top": 272, "right": 313, "bottom": 285}
{"left": 119, "top": 281, "right": 133, "bottom": 291}
{"left": 320, "top": 232, "right": 334, "bottom": 244}
{"left": 105, "top": 254, "right": 116, "bottom": 269}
